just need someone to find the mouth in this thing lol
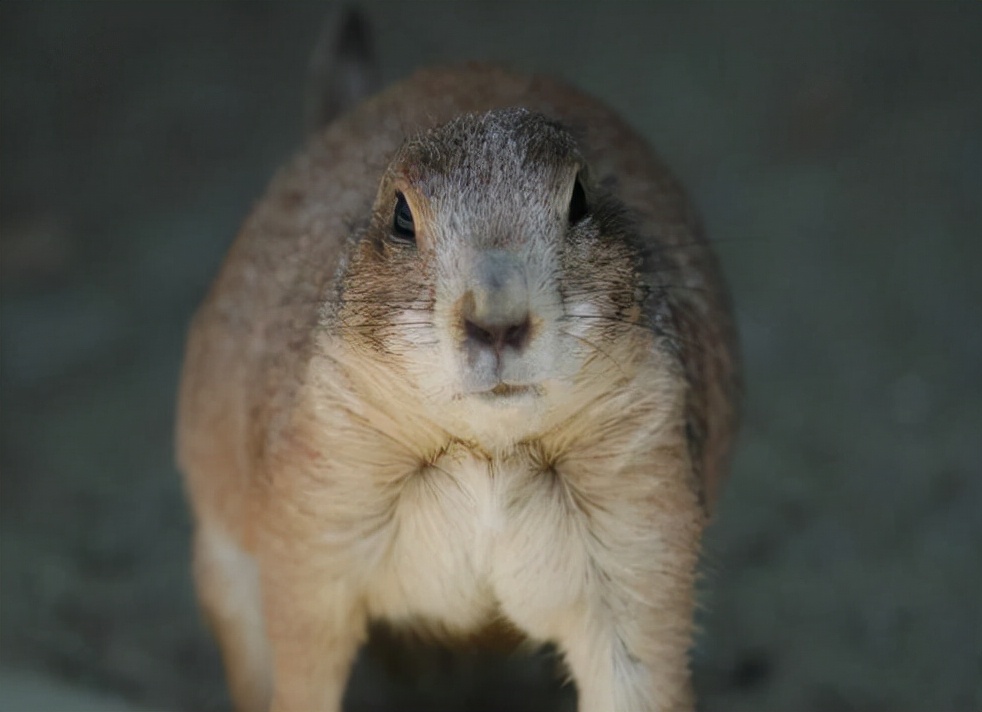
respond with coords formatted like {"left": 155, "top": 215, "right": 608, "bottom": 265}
{"left": 472, "top": 382, "right": 542, "bottom": 401}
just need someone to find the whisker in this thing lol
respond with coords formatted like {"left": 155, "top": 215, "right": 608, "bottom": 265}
{"left": 559, "top": 329, "right": 630, "bottom": 379}
{"left": 559, "top": 313, "right": 652, "bottom": 333}
{"left": 561, "top": 312, "right": 713, "bottom": 359}
{"left": 561, "top": 283, "right": 716, "bottom": 300}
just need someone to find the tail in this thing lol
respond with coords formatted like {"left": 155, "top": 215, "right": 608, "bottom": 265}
{"left": 303, "top": 5, "right": 379, "bottom": 134}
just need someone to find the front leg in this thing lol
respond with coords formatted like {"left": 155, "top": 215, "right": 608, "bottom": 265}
{"left": 556, "top": 552, "right": 699, "bottom": 712}
{"left": 261, "top": 560, "right": 367, "bottom": 712}
{"left": 257, "top": 463, "right": 375, "bottom": 712}
{"left": 495, "top": 445, "right": 705, "bottom": 712}
{"left": 256, "top": 402, "right": 411, "bottom": 712}
{"left": 261, "top": 516, "right": 367, "bottom": 712}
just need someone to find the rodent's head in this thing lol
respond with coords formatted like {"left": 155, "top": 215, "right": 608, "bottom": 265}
{"left": 337, "top": 108, "right": 655, "bottom": 446}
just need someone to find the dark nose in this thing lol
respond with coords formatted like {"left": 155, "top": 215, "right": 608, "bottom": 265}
{"left": 463, "top": 311, "right": 532, "bottom": 354}
{"left": 458, "top": 250, "right": 533, "bottom": 358}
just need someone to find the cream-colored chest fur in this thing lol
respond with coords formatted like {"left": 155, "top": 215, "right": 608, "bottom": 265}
{"left": 237, "top": 339, "right": 707, "bottom": 711}
{"left": 363, "top": 442, "right": 587, "bottom": 636}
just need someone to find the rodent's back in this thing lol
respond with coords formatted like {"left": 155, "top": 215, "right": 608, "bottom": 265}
{"left": 176, "top": 63, "right": 738, "bottom": 542}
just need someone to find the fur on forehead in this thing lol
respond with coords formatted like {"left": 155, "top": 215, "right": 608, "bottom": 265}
{"left": 393, "top": 108, "right": 581, "bottom": 195}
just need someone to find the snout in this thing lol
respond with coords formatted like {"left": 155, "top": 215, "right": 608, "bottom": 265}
{"left": 457, "top": 250, "right": 537, "bottom": 388}
{"left": 461, "top": 251, "right": 531, "bottom": 355}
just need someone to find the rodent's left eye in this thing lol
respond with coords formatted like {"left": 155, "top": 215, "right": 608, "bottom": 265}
{"left": 393, "top": 192, "right": 416, "bottom": 242}
{"left": 568, "top": 175, "right": 588, "bottom": 225}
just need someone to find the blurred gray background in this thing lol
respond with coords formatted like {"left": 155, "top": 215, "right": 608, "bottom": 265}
{"left": 2, "top": 2, "right": 980, "bottom": 711}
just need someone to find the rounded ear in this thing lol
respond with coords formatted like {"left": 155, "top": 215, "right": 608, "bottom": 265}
{"left": 303, "top": 5, "right": 379, "bottom": 135}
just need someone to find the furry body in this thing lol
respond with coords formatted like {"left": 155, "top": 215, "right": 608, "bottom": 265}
{"left": 177, "top": 64, "right": 739, "bottom": 712}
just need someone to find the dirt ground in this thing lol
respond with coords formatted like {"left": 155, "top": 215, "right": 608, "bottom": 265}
{"left": 2, "top": 3, "right": 980, "bottom": 711}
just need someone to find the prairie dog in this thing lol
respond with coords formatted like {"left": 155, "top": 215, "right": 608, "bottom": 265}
{"left": 177, "top": 56, "right": 739, "bottom": 712}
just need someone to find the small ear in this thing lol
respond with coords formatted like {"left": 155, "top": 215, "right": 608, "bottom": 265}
{"left": 303, "top": 5, "right": 379, "bottom": 135}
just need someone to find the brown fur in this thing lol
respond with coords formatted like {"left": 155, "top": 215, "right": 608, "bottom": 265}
{"left": 177, "top": 63, "right": 739, "bottom": 712}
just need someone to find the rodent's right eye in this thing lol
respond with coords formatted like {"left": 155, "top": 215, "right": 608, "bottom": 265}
{"left": 393, "top": 192, "right": 416, "bottom": 242}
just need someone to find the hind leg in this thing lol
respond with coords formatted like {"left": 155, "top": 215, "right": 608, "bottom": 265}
{"left": 194, "top": 524, "right": 272, "bottom": 712}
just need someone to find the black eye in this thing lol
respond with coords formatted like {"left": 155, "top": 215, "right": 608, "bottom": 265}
{"left": 568, "top": 175, "right": 588, "bottom": 224}
{"left": 393, "top": 192, "right": 416, "bottom": 241}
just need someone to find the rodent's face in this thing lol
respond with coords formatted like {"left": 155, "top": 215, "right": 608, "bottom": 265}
{"left": 339, "top": 108, "right": 651, "bottom": 446}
